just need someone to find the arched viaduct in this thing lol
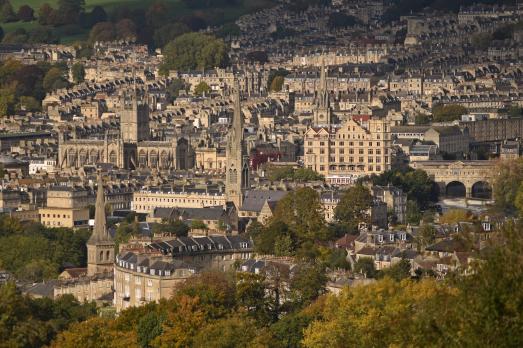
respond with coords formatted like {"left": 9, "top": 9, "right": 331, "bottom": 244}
{"left": 410, "top": 160, "right": 497, "bottom": 199}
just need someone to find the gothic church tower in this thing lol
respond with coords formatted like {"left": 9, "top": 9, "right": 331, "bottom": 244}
{"left": 120, "top": 86, "right": 150, "bottom": 143}
{"left": 313, "top": 58, "right": 332, "bottom": 126}
{"left": 87, "top": 174, "right": 115, "bottom": 276}
{"left": 225, "top": 81, "right": 249, "bottom": 208}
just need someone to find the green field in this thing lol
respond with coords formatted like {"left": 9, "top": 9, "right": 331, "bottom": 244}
{"left": 2, "top": 0, "right": 274, "bottom": 44}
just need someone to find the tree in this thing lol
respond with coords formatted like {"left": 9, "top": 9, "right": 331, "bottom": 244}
{"left": 38, "top": 3, "right": 55, "bottom": 25}
{"left": 137, "top": 311, "right": 164, "bottom": 348}
{"left": 71, "top": 62, "right": 85, "bottom": 84}
{"left": 0, "top": 1, "right": 17, "bottom": 23}
{"left": 192, "top": 315, "right": 261, "bottom": 348}
{"left": 115, "top": 18, "right": 137, "bottom": 41}
{"left": 89, "top": 22, "right": 116, "bottom": 43}
{"left": 439, "top": 209, "right": 473, "bottom": 224}
{"left": 414, "top": 113, "right": 431, "bottom": 125}
{"left": 273, "top": 187, "right": 327, "bottom": 243}
{"left": 379, "top": 259, "right": 411, "bottom": 281}
{"left": 17, "top": 5, "right": 33, "bottom": 22}
{"left": 288, "top": 262, "right": 327, "bottom": 309}
{"left": 353, "top": 257, "right": 377, "bottom": 278}
{"left": 57, "top": 0, "right": 85, "bottom": 25}
{"left": 160, "top": 33, "right": 228, "bottom": 73}
{"left": 236, "top": 272, "right": 272, "bottom": 324}
{"left": 43, "top": 67, "right": 69, "bottom": 92}
{"left": 406, "top": 200, "right": 422, "bottom": 224}
{"left": 432, "top": 104, "right": 468, "bottom": 122}
{"left": 0, "top": 25, "right": 3, "bottom": 42}
{"left": 270, "top": 75, "right": 284, "bottom": 92}
{"left": 415, "top": 224, "right": 436, "bottom": 251}
{"left": 153, "top": 22, "right": 190, "bottom": 48}
{"left": 194, "top": 81, "right": 211, "bottom": 96}
{"left": 165, "top": 78, "right": 186, "bottom": 102}
{"left": 334, "top": 185, "right": 373, "bottom": 231}
{"left": 328, "top": 13, "right": 358, "bottom": 29}
{"left": 494, "top": 158, "right": 523, "bottom": 213}
{"left": 190, "top": 219, "right": 208, "bottom": 230}
{"left": 152, "top": 219, "right": 189, "bottom": 237}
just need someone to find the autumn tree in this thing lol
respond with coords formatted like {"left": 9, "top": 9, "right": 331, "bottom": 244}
{"left": 270, "top": 75, "right": 284, "bottom": 92}
{"left": 17, "top": 5, "right": 34, "bottom": 22}
{"left": 415, "top": 224, "right": 436, "bottom": 251}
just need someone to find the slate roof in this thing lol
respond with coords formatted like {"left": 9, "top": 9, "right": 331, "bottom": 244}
{"left": 241, "top": 190, "right": 287, "bottom": 212}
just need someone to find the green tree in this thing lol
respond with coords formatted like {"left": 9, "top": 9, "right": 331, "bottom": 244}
{"left": 37, "top": 3, "right": 55, "bottom": 25}
{"left": 289, "top": 262, "right": 327, "bottom": 309}
{"left": 153, "top": 23, "right": 190, "bottom": 48}
{"left": 190, "top": 219, "right": 208, "bottom": 230}
{"left": 334, "top": 185, "right": 373, "bottom": 231}
{"left": 160, "top": 33, "right": 228, "bottom": 74}
{"left": 273, "top": 187, "right": 327, "bottom": 243}
{"left": 57, "top": 0, "right": 85, "bottom": 24}
{"left": 353, "top": 257, "right": 377, "bottom": 278}
{"left": 0, "top": 1, "right": 17, "bottom": 23}
{"left": 43, "top": 67, "right": 69, "bottom": 92}
{"left": 406, "top": 200, "right": 422, "bottom": 224}
{"left": 137, "top": 311, "right": 164, "bottom": 348}
{"left": 415, "top": 224, "right": 436, "bottom": 251}
{"left": 71, "top": 62, "right": 85, "bottom": 84}
{"left": 18, "top": 95, "right": 41, "bottom": 112}
{"left": 379, "top": 259, "right": 411, "bottom": 281}
{"left": 494, "top": 158, "right": 523, "bottom": 213}
{"left": 194, "top": 81, "right": 211, "bottom": 96}
{"left": 88, "top": 21, "right": 116, "bottom": 43}
{"left": 432, "top": 104, "right": 468, "bottom": 122}
{"left": 192, "top": 315, "right": 261, "bottom": 348}
{"left": 152, "top": 219, "right": 189, "bottom": 237}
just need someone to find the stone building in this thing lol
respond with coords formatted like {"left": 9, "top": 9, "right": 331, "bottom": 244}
{"left": 50, "top": 175, "right": 114, "bottom": 302}
{"left": 304, "top": 117, "right": 392, "bottom": 185}
{"left": 225, "top": 82, "right": 250, "bottom": 208}
{"left": 58, "top": 89, "right": 194, "bottom": 171}
{"left": 114, "top": 234, "right": 253, "bottom": 312}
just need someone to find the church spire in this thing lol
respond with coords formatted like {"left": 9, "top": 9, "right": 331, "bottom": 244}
{"left": 88, "top": 173, "right": 111, "bottom": 245}
{"left": 233, "top": 79, "right": 243, "bottom": 144}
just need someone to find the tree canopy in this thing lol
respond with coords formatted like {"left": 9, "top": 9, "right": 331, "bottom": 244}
{"left": 159, "top": 33, "right": 228, "bottom": 74}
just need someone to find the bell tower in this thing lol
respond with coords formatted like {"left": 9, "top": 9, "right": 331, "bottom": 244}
{"left": 225, "top": 80, "right": 249, "bottom": 208}
{"left": 87, "top": 173, "right": 115, "bottom": 276}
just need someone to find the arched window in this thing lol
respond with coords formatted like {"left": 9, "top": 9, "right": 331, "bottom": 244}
{"left": 99, "top": 250, "right": 104, "bottom": 261}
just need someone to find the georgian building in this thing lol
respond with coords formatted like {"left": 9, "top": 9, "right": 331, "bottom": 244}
{"left": 304, "top": 117, "right": 392, "bottom": 184}
{"left": 114, "top": 234, "right": 253, "bottom": 312}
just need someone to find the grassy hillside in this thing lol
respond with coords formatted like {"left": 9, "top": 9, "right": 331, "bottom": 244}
{"left": 2, "top": 0, "right": 275, "bottom": 44}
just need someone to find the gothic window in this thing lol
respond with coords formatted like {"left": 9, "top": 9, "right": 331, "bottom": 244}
{"left": 109, "top": 151, "right": 117, "bottom": 165}
{"left": 139, "top": 151, "right": 147, "bottom": 167}
{"left": 229, "top": 168, "right": 237, "bottom": 184}
{"left": 67, "top": 150, "right": 77, "bottom": 166}
{"left": 99, "top": 250, "right": 104, "bottom": 261}
{"left": 150, "top": 151, "right": 158, "bottom": 168}
{"left": 79, "top": 150, "right": 87, "bottom": 166}
{"left": 106, "top": 250, "right": 111, "bottom": 261}
{"left": 90, "top": 150, "right": 98, "bottom": 164}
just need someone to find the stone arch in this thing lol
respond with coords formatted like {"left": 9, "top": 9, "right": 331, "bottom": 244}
{"left": 471, "top": 181, "right": 492, "bottom": 199}
{"left": 99, "top": 250, "right": 104, "bottom": 261}
{"left": 446, "top": 181, "right": 466, "bottom": 198}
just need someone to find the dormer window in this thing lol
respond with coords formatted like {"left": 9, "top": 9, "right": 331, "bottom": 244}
{"left": 218, "top": 244, "right": 223, "bottom": 250}
{"left": 389, "top": 234, "right": 394, "bottom": 242}
{"left": 378, "top": 235, "right": 383, "bottom": 243}
{"left": 150, "top": 269, "right": 155, "bottom": 275}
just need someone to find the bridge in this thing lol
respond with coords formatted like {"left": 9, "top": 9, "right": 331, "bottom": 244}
{"left": 410, "top": 160, "right": 497, "bottom": 199}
